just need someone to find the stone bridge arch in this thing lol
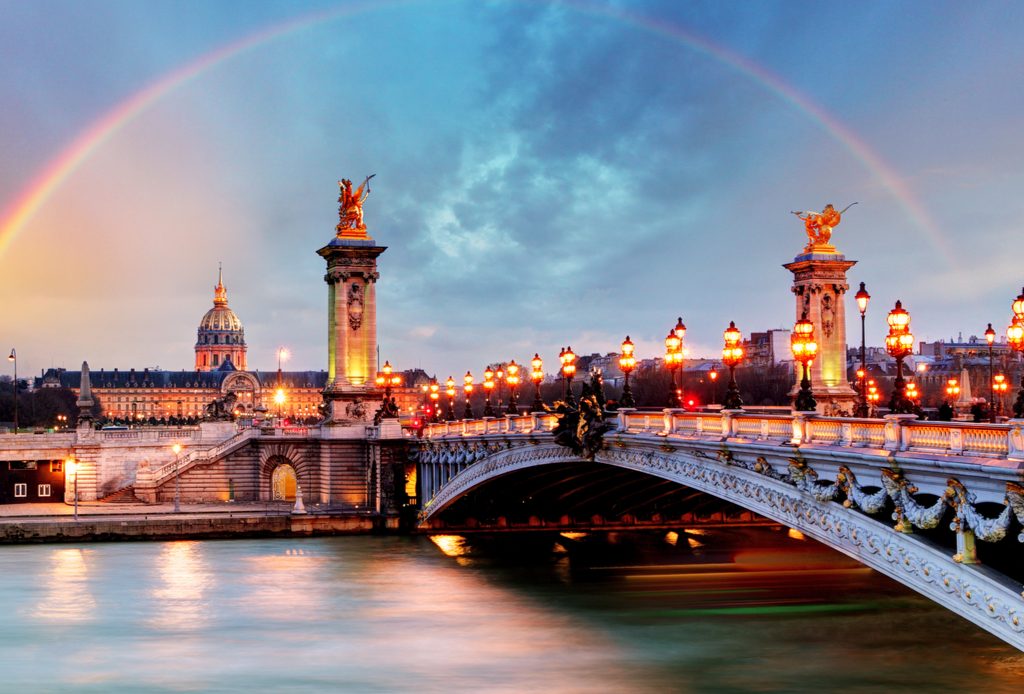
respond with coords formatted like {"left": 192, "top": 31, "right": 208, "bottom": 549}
{"left": 258, "top": 443, "right": 315, "bottom": 502}
{"left": 420, "top": 441, "right": 1024, "bottom": 650}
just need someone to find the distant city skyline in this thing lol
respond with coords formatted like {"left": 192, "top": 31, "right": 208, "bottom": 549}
{"left": 3, "top": 1, "right": 1024, "bottom": 379}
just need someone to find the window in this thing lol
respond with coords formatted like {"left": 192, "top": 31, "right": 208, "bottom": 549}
{"left": 50, "top": 461, "right": 62, "bottom": 473}
{"left": 9, "top": 461, "right": 37, "bottom": 471}
{"left": 38, "top": 484, "right": 51, "bottom": 497}
{"left": 213, "top": 354, "right": 220, "bottom": 366}
{"left": 13, "top": 484, "right": 26, "bottom": 498}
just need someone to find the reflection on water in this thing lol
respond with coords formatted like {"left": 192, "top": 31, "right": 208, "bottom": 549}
{"left": 150, "top": 541, "right": 214, "bottom": 631}
{"left": 0, "top": 530, "right": 1020, "bottom": 692}
{"left": 32, "top": 548, "right": 95, "bottom": 622}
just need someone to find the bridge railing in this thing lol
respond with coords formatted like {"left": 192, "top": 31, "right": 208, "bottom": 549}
{"left": 423, "top": 409, "right": 1024, "bottom": 463}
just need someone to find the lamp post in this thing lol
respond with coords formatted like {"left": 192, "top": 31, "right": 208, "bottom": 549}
{"left": 618, "top": 337, "right": 636, "bottom": 408}
{"left": 483, "top": 369, "right": 495, "bottom": 417}
{"left": 559, "top": 346, "right": 577, "bottom": 405}
{"left": 984, "top": 323, "right": 997, "bottom": 422}
{"left": 375, "top": 360, "right": 402, "bottom": 413}
{"left": 66, "top": 457, "right": 78, "bottom": 520}
{"left": 721, "top": 321, "right": 744, "bottom": 410}
{"left": 867, "top": 380, "right": 880, "bottom": 415}
{"left": 7, "top": 348, "right": 16, "bottom": 434}
{"left": 946, "top": 377, "right": 960, "bottom": 404}
{"left": 274, "top": 388, "right": 286, "bottom": 419}
{"left": 530, "top": 354, "right": 544, "bottom": 412}
{"left": 505, "top": 360, "right": 520, "bottom": 414}
{"left": 664, "top": 328, "right": 682, "bottom": 408}
{"left": 495, "top": 366, "right": 505, "bottom": 412}
{"left": 172, "top": 443, "right": 182, "bottom": 513}
{"left": 994, "top": 373, "right": 1009, "bottom": 418}
{"left": 884, "top": 300, "right": 916, "bottom": 415}
{"left": 791, "top": 312, "right": 818, "bottom": 412}
{"left": 463, "top": 371, "right": 475, "bottom": 419}
{"left": 854, "top": 282, "right": 871, "bottom": 417}
{"left": 428, "top": 380, "right": 441, "bottom": 422}
{"left": 444, "top": 377, "right": 457, "bottom": 421}
{"left": 708, "top": 367, "right": 718, "bottom": 406}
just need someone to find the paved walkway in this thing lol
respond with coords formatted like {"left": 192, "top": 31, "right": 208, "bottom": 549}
{"left": 0, "top": 501, "right": 301, "bottom": 520}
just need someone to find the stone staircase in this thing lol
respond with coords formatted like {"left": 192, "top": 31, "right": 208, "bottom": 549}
{"left": 99, "top": 485, "right": 140, "bottom": 503}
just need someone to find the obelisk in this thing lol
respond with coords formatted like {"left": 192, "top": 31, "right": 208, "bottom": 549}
{"left": 318, "top": 176, "right": 386, "bottom": 425}
{"left": 77, "top": 361, "right": 95, "bottom": 425}
{"left": 783, "top": 204, "right": 859, "bottom": 415}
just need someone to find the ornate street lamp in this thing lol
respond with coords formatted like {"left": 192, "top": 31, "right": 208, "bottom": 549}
{"left": 506, "top": 359, "right": 521, "bottom": 414}
{"left": 463, "top": 371, "right": 475, "bottom": 419}
{"left": 664, "top": 327, "right": 683, "bottom": 408}
{"left": 906, "top": 380, "right": 920, "bottom": 407}
{"left": 721, "top": 321, "right": 744, "bottom": 410}
{"left": 495, "top": 366, "right": 506, "bottom": 411}
{"left": 708, "top": 367, "right": 719, "bottom": 406}
{"left": 172, "top": 443, "right": 183, "bottom": 513}
{"left": 530, "top": 354, "right": 545, "bottom": 412}
{"left": 445, "top": 377, "right": 457, "bottom": 421}
{"left": 854, "top": 282, "right": 871, "bottom": 417}
{"left": 994, "top": 373, "right": 1009, "bottom": 418}
{"left": 66, "top": 457, "right": 79, "bottom": 520}
{"left": 885, "top": 300, "right": 916, "bottom": 415}
{"left": 1005, "top": 287, "right": 1024, "bottom": 419}
{"left": 945, "top": 377, "right": 960, "bottom": 403}
{"left": 559, "top": 346, "right": 577, "bottom": 405}
{"left": 483, "top": 369, "right": 495, "bottom": 417}
{"left": 791, "top": 312, "right": 818, "bottom": 412}
{"left": 867, "top": 380, "right": 880, "bottom": 414}
{"left": 428, "top": 379, "right": 441, "bottom": 422}
{"left": 985, "top": 323, "right": 997, "bottom": 422}
{"left": 618, "top": 336, "right": 636, "bottom": 408}
{"left": 375, "top": 360, "right": 402, "bottom": 404}
{"left": 7, "top": 348, "right": 16, "bottom": 434}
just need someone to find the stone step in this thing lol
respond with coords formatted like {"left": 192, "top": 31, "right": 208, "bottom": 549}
{"left": 99, "top": 485, "right": 141, "bottom": 504}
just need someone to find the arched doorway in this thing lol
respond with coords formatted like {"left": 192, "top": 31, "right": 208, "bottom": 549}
{"left": 271, "top": 464, "right": 297, "bottom": 501}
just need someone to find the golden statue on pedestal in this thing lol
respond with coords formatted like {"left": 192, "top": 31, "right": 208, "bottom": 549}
{"left": 337, "top": 174, "right": 375, "bottom": 234}
{"left": 792, "top": 202, "right": 857, "bottom": 252}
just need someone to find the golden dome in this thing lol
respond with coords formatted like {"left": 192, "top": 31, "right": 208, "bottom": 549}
{"left": 199, "top": 305, "right": 242, "bottom": 332}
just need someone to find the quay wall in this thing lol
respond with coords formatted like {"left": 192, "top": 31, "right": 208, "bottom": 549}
{"left": 0, "top": 513, "right": 398, "bottom": 544}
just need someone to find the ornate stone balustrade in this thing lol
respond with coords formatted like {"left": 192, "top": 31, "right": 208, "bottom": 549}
{"left": 424, "top": 410, "right": 1024, "bottom": 463}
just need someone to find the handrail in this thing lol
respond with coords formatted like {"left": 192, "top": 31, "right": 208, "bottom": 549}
{"left": 148, "top": 427, "right": 260, "bottom": 485}
{"left": 422, "top": 410, "right": 1024, "bottom": 462}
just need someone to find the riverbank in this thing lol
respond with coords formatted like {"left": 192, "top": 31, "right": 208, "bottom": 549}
{"left": 0, "top": 502, "right": 400, "bottom": 543}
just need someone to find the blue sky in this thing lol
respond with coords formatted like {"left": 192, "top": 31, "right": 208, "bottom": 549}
{"left": 2, "top": 0, "right": 1023, "bottom": 380}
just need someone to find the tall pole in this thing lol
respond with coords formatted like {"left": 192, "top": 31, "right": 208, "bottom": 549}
{"left": 7, "top": 348, "right": 17, "bottom": 434}
{"left": 986, "top": 323, "right": 996, "bottom": 422}
{"left": 172, "top": 444, "right": 182, "bottom": 513}
{"left": 860, "top": 310, "right": 867, "bottom": 415}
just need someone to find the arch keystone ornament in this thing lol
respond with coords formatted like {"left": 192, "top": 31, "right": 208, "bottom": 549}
{"left": 318, "top": 177, "right": 387, "bottom": 426}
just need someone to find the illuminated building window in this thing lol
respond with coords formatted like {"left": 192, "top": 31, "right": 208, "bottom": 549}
{"left": 38, "top": 484, "right": 51, "bottom": 497}
{"left": 50, "top": 461, "right": 62, "bottom": 473}
{"left": 13, "top": 484, "right": 26, "bottom": 498}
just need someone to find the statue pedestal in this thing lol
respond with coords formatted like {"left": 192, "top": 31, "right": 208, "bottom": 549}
{"left": 318, "top": 234, "right": 387, "bottom": 426}
{"left": 784, "top": 248, "right": 858, "bottom": 416}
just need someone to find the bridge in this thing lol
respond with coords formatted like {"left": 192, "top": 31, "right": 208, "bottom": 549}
{"left": 416, "top": 408, "right": 1024, "bottom": 650}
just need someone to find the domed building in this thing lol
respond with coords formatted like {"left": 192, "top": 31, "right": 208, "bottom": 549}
{"left": 195, "top": 267, "right": 247, "bottom": 372}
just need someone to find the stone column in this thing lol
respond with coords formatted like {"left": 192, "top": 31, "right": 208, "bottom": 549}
{"left": 783, "top": 246, "right": 858, "bottom": 415}
{"left": 318, "top": 239, "right": 387, "bottom": 424}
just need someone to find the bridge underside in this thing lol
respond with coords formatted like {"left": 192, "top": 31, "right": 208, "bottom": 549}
{"left": 428, "top": 463, "right": 772, "bottom": 532}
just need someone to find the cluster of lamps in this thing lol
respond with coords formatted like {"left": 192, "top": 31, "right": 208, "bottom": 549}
{"left": 409, "top": 284, "right": 1024, "bottom": 423}
{"left": 663, "top": 318, "right": 686, "bottom": 408}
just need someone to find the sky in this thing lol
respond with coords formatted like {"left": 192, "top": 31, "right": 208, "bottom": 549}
{"left": 2, "top": 0, "right": 1024, "bottom": 381}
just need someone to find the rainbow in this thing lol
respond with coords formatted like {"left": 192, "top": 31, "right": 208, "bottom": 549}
{"left": 0, "top": 0, "right": 952, "bottom": 263}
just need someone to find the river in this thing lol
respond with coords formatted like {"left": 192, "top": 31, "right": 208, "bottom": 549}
{"left": 0, "top": 530, "right": 1021, "bottom": 692}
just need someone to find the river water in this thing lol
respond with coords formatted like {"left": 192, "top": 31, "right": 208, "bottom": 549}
{"left": 0, "top": 530, "right": 1021, "bottom": 693}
